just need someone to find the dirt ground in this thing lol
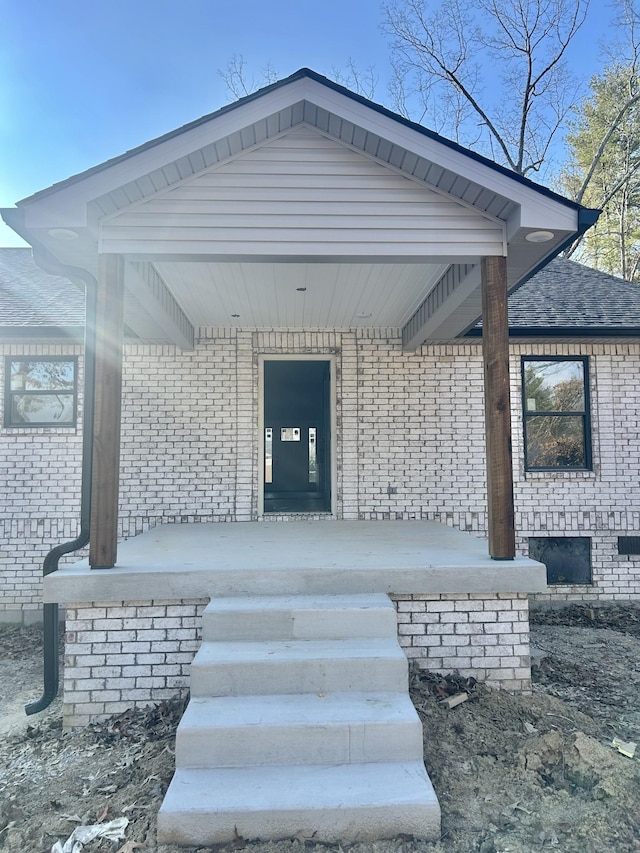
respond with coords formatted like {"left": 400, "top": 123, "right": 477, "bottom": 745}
{"left": 1, "top": 603, "right": 640, "bottom": 853}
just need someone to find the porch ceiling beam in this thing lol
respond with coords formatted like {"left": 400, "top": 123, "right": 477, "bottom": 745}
{"left": 401, "top": 263, "right": 479, "bottom": 349}
{"left": 90, "top": 253, "right": 124, "bottom": 569}
{"left": 124, "top": 261, "right": 195, "bottom": 349}
{"left": 481, "top": 255, "right": 515, "bottom": 560}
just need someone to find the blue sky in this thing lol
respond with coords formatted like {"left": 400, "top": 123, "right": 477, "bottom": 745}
{"left": 0, "top": 0, "right": 615, "bottom": 246}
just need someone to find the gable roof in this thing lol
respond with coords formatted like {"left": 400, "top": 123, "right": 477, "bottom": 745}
{"left": 19, "top": 68, "right": 587, "bottom": 215}
{"left": 2, "top": 248, "right": 639, "bottom": 339}
{"left": 0, "top": 68, "right": 599, "bottom": 348}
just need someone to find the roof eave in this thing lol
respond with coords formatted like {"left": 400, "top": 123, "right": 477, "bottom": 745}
{"left": 466, "top": 325, "right": 640, "bottom": 338}
{"left": 13, "top": 68, "right": 593, "bottom": 217}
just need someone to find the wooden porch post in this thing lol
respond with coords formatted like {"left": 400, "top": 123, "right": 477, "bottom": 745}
{"left": 481, "top": 255, "right": 516, "bottom": 559}
{"left": 89, "top": 254, "right": 124, "bottom": 568}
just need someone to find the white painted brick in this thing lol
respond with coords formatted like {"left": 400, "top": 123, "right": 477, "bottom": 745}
{"left": 398, "top": 624, "right": 424, "bottom": 635}
{"left": 442, "top": 656, "right": 470, "bottom": 669}
{"left": 412, "top": 634, "right": 443, "bottom": 647}
{"left": 10, "top": 332, "right": 639, "bottom": 724}
{"left": 469, "top": 610, "right": 496, "bottom": 623}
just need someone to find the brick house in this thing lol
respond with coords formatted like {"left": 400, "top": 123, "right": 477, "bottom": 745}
{"left": 4, "top": 246, "right": 640, "bottom": 619}
{"left": 2, "top": 68, "right": 637, "bottom": 844}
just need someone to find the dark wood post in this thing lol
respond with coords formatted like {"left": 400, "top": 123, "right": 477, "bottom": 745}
{"left": 481, "top": 255, "right": 516, "bottom": 559}
{"left": 89, "top": 254, "right": 124, "bottom": 568}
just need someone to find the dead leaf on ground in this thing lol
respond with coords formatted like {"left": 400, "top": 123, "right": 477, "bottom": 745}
{"left": 230, "top": 825, "right": 246, "bottom": 849}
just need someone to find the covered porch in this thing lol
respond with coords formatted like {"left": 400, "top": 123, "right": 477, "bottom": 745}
{"left": 2, "top": 69, "right": 597, "bottom": 572}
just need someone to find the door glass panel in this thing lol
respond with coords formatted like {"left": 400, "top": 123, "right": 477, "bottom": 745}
{"left": 265, "top": 427, "right": 272, "bottom": 484}
{"left": 309, "top": 427, "right": 317, "bottom": 483}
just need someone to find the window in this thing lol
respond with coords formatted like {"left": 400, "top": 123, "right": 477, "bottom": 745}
{"left": 521, "top": 357, "right": 591, "bottom": 470}
{"left": 529, "top": 537, "right": 592, "bottom": 585}
{"left": 618, "top": 536, "right": 640, "bottom": 556}
{"left": 4, "top": 357, "right": 77, "bottom": 427}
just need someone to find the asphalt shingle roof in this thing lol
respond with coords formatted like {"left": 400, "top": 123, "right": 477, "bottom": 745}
{"left": 507, "top": 257, "right": 640, "bottom": 330}
{"left": 0, "top": 247, "right": 85, "bottom": 327}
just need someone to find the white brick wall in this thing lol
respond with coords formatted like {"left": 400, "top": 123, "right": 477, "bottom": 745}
{"left": 3, "top": 332, "right": 640, "bottom": 617}
{"left": 1, "top": 344, "right": 84, "bottom": 620}
{"left": 63, "top": 599, "right": 207, "bottom": 727}
{"left": 392, "top": 593, "right": 531, "bottom": 692}
{"left": 510, "top": 343, "right": 640, "bottom": 601}
{"left": 62, "top": 593, "right": 530, "bottom": 727}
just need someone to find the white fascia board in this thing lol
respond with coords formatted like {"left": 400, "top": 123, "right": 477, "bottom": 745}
{"left": 20, "top": 74, "right": 580, "bottom": 235}
{"left": 301, "top": 78, "right": 581, "bottom": 232}
{"left": 22, "top": 202, "right": 90, "bottom": 230}
{"left": 19, "top": 78, "right": 313, "bottom": 229}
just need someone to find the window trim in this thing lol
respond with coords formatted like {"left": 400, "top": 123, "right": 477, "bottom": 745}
{"left": 4, "top": 356, "right": 78, "bottom": 428}
{"left": 521, "top": 355, "right": 592, "bottom": 472}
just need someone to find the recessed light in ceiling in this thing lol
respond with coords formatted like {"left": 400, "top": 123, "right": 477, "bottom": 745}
{"left": 47, "top": 228, "right": 79, "bottom": 240}
{"left": 525, "top": 230, "right": 555, "bottom": 243}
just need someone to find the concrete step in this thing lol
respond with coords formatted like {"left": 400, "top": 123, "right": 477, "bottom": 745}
{"left": 160, "top": 592, "right": 441, "bottom": 844}
{"left": 202, "top": 593, "right": 398, "bottom": 641}
{"left": 157, "top": 761, "right": 441, "bottom": 845}
{"left": 176, "top": 691, "right": 423, "bottom": 768}
{"left": 189, "top": 637, "right": 409, "bottom": 696}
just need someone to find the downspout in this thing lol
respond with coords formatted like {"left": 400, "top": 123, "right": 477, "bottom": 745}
{"left": 25, "top": 251, "right": 97, "bottom": 715}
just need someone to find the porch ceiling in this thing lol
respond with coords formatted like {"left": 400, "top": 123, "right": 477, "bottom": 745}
{"left": 1, "top": 69, "right": 597, "bottom": 348}
{"left": 154, "top": 260, "right": 448, "bottom": 329}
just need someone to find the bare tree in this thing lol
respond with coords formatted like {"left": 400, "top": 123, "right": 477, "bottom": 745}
{"left": 559, "top": 0, "right": 640, "bottom": 272}
{"left": 330, "top": 60, "right": 379, "bottom": 100}
{"left": 218, "top": 56, "right": 379, "bottom": 103}
{"left": 566, "top": 0, "right": 640, "bottom": 206}
{"left": 383, "top": 0, "right": 589, "bottom": 177}
{"left": 218, "top": 55, "right": 279, "bottom": 101}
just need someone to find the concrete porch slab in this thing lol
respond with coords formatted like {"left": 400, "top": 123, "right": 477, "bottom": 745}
{"left": 44, "top": 520, "right": 546, "bottom": 604}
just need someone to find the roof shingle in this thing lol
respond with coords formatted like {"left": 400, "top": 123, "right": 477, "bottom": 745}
{"left": 507, "top": 257, "right": 640, "bottom": 330}
{"left": 0, "top": 248, "right": 85, "bottom": 327}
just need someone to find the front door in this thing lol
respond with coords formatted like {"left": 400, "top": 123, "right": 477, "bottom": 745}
{"left": 263, "top": 360, "right": 331, "bottom": 513}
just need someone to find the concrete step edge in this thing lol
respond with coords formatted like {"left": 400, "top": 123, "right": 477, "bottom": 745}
{"left": 157, "top": 761, "right": 441, "bottom": 845}
{"left": 204, "top": 593, "right": 395, "bottom": 613}
{"left": 192, "top": 637, "right": 407, "bottom": 663}
{"left": 179, "top": 690, "right": 419, "bottom": 726}
{"left": 202, "top": 594, "right": 398, "bottom": 640}
{"left": 175, "top": 692, "right": 423, "bottom": 767}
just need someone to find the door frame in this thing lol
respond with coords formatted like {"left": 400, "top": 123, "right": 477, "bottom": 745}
{"left": 258, "top": 354, "right": 337, "bottom": 517}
